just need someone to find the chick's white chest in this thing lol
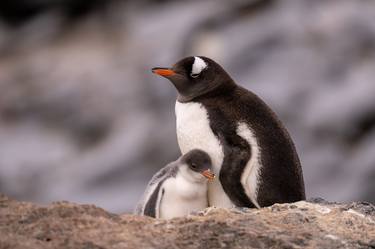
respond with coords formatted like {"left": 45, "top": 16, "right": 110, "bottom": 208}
{"left": 159, "top": 176, "right": 207, "bottom": 219}
{"left": 175, "top": 101, "right": 233, "bottom": 208}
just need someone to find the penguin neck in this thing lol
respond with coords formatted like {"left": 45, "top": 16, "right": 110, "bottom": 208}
{"left": 177, "top": 80, "right": 237, "bottom": 103}
{"left": 174, "top": 171, "right": 207, "bottom": 200}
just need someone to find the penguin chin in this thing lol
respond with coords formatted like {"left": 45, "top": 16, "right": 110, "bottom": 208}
{"left": 191, "top": 172, "right": 208, "bottom": 182}
{"left": 188, "top": 173, "right": 207, "bottom": 184}
{"left": 165, "top": 75, "right": 189, "bottom": 95}
{"left": 179, "top": 165, "right": 207, "bottom": 183}
{"left": 166, "top": 75, "right": 209, "bottom": 102}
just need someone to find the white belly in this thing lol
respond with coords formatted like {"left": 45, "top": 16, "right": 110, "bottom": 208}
{"left": 175, "top": 101, "right": 233, "bottom": 208}
{"left": 159, "top": 177, "right": 207, "bottom": 219}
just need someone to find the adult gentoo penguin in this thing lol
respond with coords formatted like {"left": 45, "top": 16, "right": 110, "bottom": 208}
{"left": 152, "top": 56, "right": 305, "bottom": 208}
{"left": 135, "top": 149, "right": 215, "bottom": 219}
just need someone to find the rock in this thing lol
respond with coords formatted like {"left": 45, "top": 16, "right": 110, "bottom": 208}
{"left": 0, "top": 194, "right": 374, "bottom": 249}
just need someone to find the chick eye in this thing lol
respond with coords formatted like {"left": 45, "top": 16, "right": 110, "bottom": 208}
{"left": 191, "top": 163, "right": 197, "bottom": 169}
{"left": 190, "top": 73, "right": 199, "bottom": 78}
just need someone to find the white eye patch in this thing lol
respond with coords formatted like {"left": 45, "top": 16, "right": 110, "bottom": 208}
{"left": 191, "top": 56, "right": 208, "bottom": 76}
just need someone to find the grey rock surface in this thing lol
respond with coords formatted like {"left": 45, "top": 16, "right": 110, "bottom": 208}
{"left": 0, "top": 194, "right": 374, "bottom": 249}
{"left": 0, "top": 0, "right": 374, "bottom": 212}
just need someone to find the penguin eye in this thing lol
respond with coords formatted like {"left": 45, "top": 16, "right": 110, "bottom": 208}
{"left": 190, "top": 73, "right": 199, "bottom": 78}
{"left": 191, "top": 163, "right": 197, "bottom": 169}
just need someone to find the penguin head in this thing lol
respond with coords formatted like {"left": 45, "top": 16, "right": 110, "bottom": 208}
{"left": 152, "top": 56, "right": 235, "bottom": 102}
{"left": 180, "top": 149, "right": 215, "bottom": 182}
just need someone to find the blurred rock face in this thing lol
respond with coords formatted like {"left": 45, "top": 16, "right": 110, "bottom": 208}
{"left": 0, "top": 0, "right": 374, "bottom": 212}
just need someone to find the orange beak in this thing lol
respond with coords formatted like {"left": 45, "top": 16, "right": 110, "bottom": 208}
{"left": 151, "top": 67, "right": 176, "bottom": 77}
{"left": 201, "top": 169, "right": 215, "bottom": 181}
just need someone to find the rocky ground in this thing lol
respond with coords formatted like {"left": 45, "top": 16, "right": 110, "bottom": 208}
{"left": 1, "top": 194, "right": 374, "bottom": 249}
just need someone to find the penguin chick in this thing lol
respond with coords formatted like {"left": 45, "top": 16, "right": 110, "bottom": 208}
{"left": 135, "top": 149, "right": 215, "bottom": 219}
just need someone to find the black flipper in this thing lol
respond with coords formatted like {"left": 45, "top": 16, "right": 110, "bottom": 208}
{"left": 143, "top": 181, "right": 164, "bottom": 218}
{"left": 217, "top": 132, "right": 257, "bottom": 208}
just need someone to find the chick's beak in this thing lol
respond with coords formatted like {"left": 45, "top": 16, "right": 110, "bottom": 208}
{"left": 151, "top": 67, "right": 176, "bottom": 77}
{"left": 201, "top": 169, "right": 215, "bottom": 181}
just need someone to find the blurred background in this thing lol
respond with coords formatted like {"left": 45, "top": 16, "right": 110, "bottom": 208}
{"left": 0, "top": 0, "right": 374, "bottom": 213}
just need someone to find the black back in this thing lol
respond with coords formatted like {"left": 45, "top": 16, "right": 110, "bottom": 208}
{"left": 194, "top": 84, "right": 306, "bottom": 207}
